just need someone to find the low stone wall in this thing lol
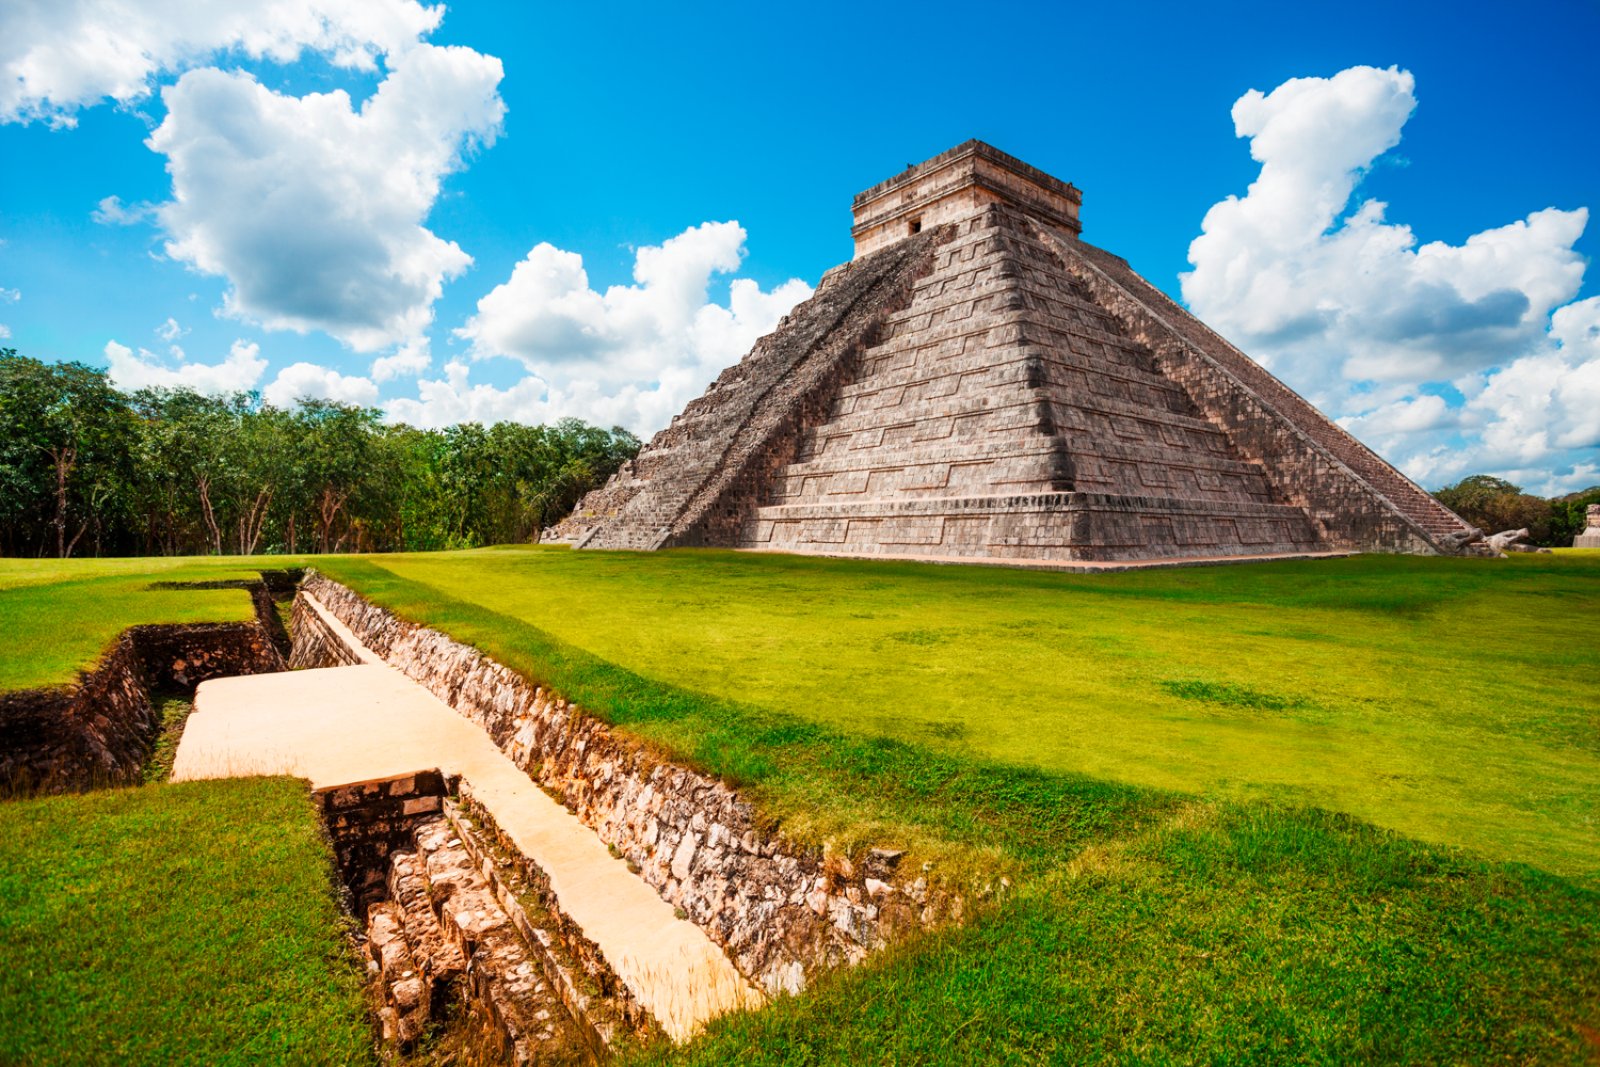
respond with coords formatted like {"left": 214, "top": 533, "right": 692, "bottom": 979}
{"left": 318, "top": 769, "right": 454, "bottom": 915}
{"left": 298, "top": 572, "right": 955, "bottom": 996}
{"left": 0, "top": 602, "right": 287, "bottom": 795}
{"left": 0, "top": 630, "right": 152, "bottom": 793}
{"left": 288, "top": 593, "right": 366, "bottom": 669}
{"left": 135, "top": 622, "right": 285, "bottom": 690}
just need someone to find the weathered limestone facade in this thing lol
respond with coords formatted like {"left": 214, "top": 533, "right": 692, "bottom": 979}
{"left": 553, "top": 141, "right": 1475, "bottom": 563}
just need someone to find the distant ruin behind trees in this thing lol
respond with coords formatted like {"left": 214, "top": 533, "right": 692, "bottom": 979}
{"left": 1432, "top": 474, "right": 1600, "bottom": 549}
{"left": 0, "top": 349, "right": 640, "bottom": 558}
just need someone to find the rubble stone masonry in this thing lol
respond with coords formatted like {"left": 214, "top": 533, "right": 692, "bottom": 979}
{"left": 299, "top": 573, "right": 957, "bottom": 996}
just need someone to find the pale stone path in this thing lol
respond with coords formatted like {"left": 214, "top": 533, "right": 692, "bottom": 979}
{"left": 172, "top": 604, "right": 761, "bottom": 1041}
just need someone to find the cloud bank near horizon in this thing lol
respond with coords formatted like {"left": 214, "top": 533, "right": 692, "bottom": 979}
{"left": 1182, "top": 65, "right": 1596, "bottom": 494}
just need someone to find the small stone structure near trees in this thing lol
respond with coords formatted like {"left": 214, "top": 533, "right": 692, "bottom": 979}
{"left": 1575, "top": 504, "right": 1600, "bottom": 548}
{"left": 550, "top": 141, "right": 1478, "bottom": 564}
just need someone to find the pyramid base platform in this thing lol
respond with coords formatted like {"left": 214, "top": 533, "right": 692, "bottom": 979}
{"left": 737, "top": 492, "right": 1331, "bottom": 564}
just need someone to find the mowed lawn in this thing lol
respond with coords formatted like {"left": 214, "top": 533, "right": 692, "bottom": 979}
{"left": 0, "top": 556, "right": 283, "bottom": 691}
{"left": 319, "top": 546, "right": 1600, "bottom": 883}
{"left": 2, "top": 547, "right": 1596, "bottom": 1062}
{"left": 0, "top": 778, "right": 373, "bottom": 1066}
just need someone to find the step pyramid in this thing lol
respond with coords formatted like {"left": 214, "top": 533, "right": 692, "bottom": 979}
{"left": 552, "top": 141, "right": 1475, "bottom": 564}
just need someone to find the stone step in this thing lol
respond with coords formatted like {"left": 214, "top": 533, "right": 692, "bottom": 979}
{"left": 834, "top": 352, "right": 1192, "bottom": 424}
{"left": 364, "top": 901, "right": 432, "bottom": 1046}
{"left": 810, "top": 387, "right": 1234, "bottom": 452}
{"left": 387, "top": 849, "right": 468, "bottom": 991}
{"left": 442, "top": 795, "right": 658, "bottom": 1055}
{"left": 410, "top": 816, "right": 592, "bottom": 1066}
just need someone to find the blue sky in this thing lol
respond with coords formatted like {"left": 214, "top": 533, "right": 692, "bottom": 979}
{"left": 2, "top": 0, "right": 1597, "bottom": 491}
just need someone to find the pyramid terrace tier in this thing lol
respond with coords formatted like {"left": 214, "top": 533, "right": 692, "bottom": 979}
{"left": 836, "top": 339, "right": 1196, "bottom": 422}
{"left": 771, "top": 433, "right": 1280, "bottom": 507}
{"left": 740, "top": 494, "right": 1327, "bottom": 562}
{"left": 1054, "top": 236, "right": 1475, "bottom": 547}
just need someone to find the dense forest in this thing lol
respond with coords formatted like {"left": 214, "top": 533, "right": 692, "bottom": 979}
{"left": 0, "top": 350, "right": 639, "bottom": 557}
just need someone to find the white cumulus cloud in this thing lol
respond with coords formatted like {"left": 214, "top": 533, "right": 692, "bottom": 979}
{"left": 1182, "top": 64, "right": 1594, "bottom": 493}
{"left": 385, "top": 360, "right": 555, "bottom": 428}
{"left": 1461, "top": 297, "right": 1600, "bottom": 472}
{"left": 0, "top": 0, "right": 442, "bottom": 125}
{"left": 92, "top": 196, "right": 154, "bottom": 226}
{"left": 263, "top": 361, "right": 379, "bottom": 408}
{"left": 146, "top": 43, "right": 503, "bottom": 353}
{"left": 104, "top": 338, "right": 267, "bottom": 393}
{"left": 446, "top": 221, "right": 811, "bottom": 432}
{"left": 370, "top": 338, "right": 432, "bottom": 382}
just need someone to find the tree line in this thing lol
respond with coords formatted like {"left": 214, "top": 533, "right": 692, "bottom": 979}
{"left": 1432, "top": 474, "right": 1600, "bottom": 547}
{"left": 0, "top": 350, "right": 640, "bottom": 558}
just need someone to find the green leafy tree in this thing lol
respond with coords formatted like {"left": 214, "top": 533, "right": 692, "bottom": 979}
{"left": 0, "top": 351, "right": 135, "bottom": 557}
{"left": 1, "top": 349, "right": 641, "bottom": 557}
{"left": 1434, "top": 474, "right": 1554, "bottom": 544}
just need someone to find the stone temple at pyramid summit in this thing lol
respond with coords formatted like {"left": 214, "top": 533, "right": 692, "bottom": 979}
{"left": 550, "top": 141, "right": 1479, "bottom": 567}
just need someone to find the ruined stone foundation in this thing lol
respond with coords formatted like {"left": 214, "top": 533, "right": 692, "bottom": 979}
{"left": 552, "top": 140, "right": 1474, "bottom": 564}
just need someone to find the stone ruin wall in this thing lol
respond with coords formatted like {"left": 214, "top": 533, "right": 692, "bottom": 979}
{"left": 0, "top": 629, "right": 152, "bottom": 793}
{"left": 288, "top": 592, "right": 367, "bottom": 668}
{"left": 299, "top": 572, "right": 957, "bottom": 997}
{"left": 319, "top": 769, "right": 454, "bottom": 915}
{"left": 0, "top": 617, "right": 286, "bottom": 794}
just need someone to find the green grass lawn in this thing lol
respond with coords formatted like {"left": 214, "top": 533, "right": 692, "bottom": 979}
{"left": 0, "top": 556, "right": 284, "bottom": 691}
{"left": 639, "top": 806, "right": 1599, "bottom": 1065}
{"left": 317, "top": 546, "right": 1600, "bottom": 884}
{"left": 3, "top": 546, "right": 1597, "bottom": 1063}
{"left": 306, "top": 546, "right": 1599, "bottom": 1063}
{"left": 0, "top": 777, "right": 373, "bottom": 1066}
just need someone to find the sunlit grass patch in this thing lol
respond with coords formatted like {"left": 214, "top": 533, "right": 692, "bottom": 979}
{"left": 0, "top": 777, "right": 373, "bottom": 1066}
{"left": 0, "top": 556, "right": 303, "bottom": 691}
{"left": 318, "top": 547, "right": 1600, "bottom": 881}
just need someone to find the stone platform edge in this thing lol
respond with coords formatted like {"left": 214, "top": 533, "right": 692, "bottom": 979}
{"left": 295, "top": 571, "right": 960, "bottom": 997}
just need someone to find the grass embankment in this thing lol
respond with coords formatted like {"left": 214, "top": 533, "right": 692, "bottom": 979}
{"left": 0, "top": 558, "right": 371, "bottom": 1065}
{"left": 321, "top": 547, "right": 1600, "bottom": 882}
{"left": 311, "top": 548, "right": 1600, "bottom": 1062}
{"left": 0, "top": 557, "right": 284, "bottom": 691}
{"left": 0, "top": 777, "right": 373, "bottom": 1066}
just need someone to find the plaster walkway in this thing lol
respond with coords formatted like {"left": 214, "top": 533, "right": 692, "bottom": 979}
{"left": 171, "top": 608, "right": 761, "bottom": 1040}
